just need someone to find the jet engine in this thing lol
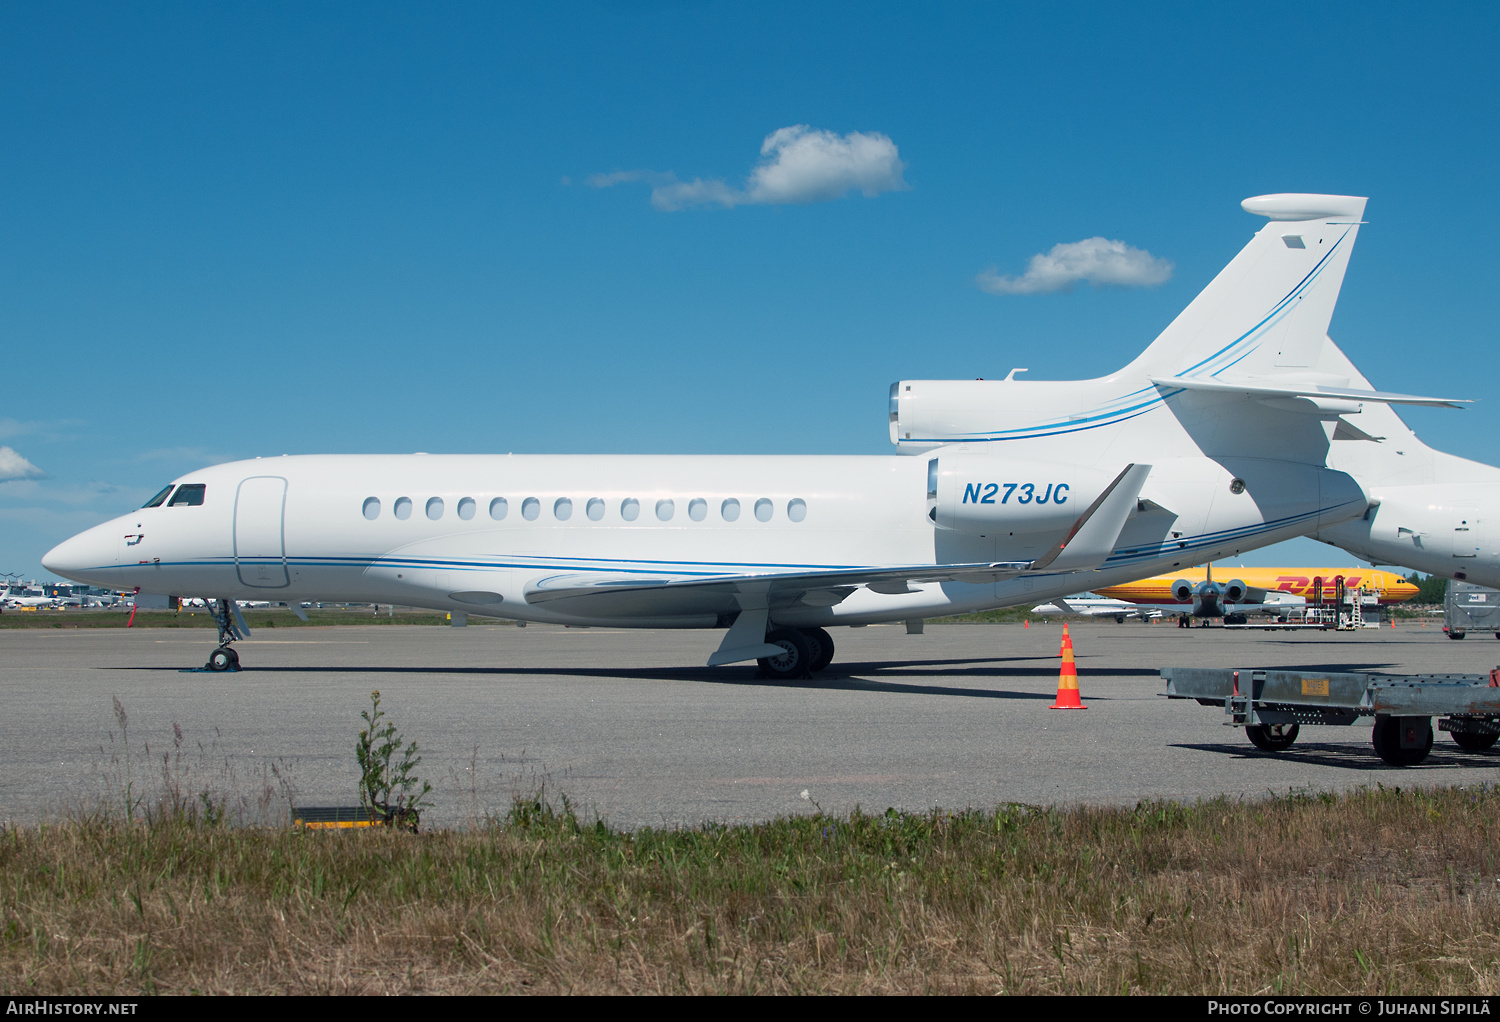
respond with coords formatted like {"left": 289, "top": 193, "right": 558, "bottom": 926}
{"left": 1173, "top": 576, "right": 1250, "bottom": 616}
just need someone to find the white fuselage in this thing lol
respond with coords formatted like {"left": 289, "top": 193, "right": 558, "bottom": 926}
{"left": 43, "top": 450, "right": 1366, "bottom": 629}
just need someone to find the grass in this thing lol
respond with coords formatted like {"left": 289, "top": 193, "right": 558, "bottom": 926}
{"left": 5, "top": 786, "right": 1500, "bottom": 994}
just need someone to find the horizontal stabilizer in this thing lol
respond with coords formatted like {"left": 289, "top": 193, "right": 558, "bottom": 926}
{"left": 1150, "top": 376, "right": 1469, "bottom": 409}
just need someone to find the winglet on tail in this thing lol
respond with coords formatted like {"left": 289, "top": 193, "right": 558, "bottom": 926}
{"left": 1031, "top": 464, "right": 1152, "bottom": 573}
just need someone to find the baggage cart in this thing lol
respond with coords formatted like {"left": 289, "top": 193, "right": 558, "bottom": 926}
{"left": 1444, "top": 581, "right": 1500, "bottom": 640}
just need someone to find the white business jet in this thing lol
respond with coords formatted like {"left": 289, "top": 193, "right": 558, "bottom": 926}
{"left": 1030, "top": 596, "right": 1156, "bottom": 623}
{"left": 3, "top": 594, "right": 63, "bottom": 610}
{"left": 46, "top": 194, "right": 1453, "bottom": 675}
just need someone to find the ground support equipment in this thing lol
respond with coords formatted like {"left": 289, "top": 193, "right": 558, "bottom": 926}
{"left": 1162, "top": 666, "right": 1500, "bottom": 766}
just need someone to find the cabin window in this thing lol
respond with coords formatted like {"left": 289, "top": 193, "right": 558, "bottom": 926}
{"left": 754, "top": 498, "right": 773, "bottom": 522}
{"left": 168, "top": 484, "right": 206, "bottom": 507}
{"left": 457, "top": 497, "right": 476, "bottom": 520}
{"left": 721, "top": 498, "right": 740, "bottom": 522}
{"left": 621, "top": 498, "right": 640, "bottom": 521}
{"left": 142, "top": 485, "right": 174, "bottom": 509}
{"left": 426, "top": 497, "right": 444, "bottom": 520}
{"left": 522, "top": 497, "right": 540, "bottom": 521}
{"left": 586, "top": 498, "right": 605, "bottom": 521}
{"left": 787, "top": 498, "right": 807, "bottom": 522}
{"left": 489, "top": 497, "right": 508, "bottom": 520}
{"left": 362, "top": 497, "right": 381, "bottom": 520}
{"left": 656, "top": 498, "right": 675, "bottom": 522}
{"left": 394, "top": 497, "right": 413, "bottom": 520}
{"left": 554, "top": 497, "right": 573, "bottom": 521}
{"left": 688, "top": 498, "right": 707, "bottom": 521}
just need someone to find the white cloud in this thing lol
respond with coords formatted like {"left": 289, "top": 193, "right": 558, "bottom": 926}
{"left": 0, "top": 446, "right": 44, "bottom": 482}
{"left": 589, "top": 125, "right": 908, "bottom": 211}
{"left": 977, "top": 237, "right": 1173, "bottom": 295}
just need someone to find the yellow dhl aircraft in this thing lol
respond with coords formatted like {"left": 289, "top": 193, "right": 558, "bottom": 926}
{"left": 1095, "top": 567, "right": 1419, "bottom": 621}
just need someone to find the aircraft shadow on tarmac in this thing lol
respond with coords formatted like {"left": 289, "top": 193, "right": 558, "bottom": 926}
{"left": 1175, "top": 741, "right": 1500, "bottom": 771}
{"left": 133, "top": 653, "right": 1162, "bottom": 701}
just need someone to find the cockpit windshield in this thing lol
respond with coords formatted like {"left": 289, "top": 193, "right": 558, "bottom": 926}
{"left": 168, "top": 484, "right": 206, "bottom": 507}
{"left": 142, "top": 485, "right": 174, "bottom": 509}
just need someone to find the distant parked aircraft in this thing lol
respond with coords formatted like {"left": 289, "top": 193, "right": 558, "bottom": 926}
{"left": 1096, "top": 565, "right": 1418, "bottom": 612}
{"left": 1031, "top": 596, "right": 1157, "bottom": 622}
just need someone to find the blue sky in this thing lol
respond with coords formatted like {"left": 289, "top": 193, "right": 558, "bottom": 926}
{"left": 3, "top": 1, "right": 1497, "bottom": 580}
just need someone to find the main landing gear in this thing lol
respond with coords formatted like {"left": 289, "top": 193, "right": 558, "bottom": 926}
{"left": 205, "top": 598, "right": 246, "bottom": 672}
{"left": 757, "top": 627, "right": 836, "bottom": 681}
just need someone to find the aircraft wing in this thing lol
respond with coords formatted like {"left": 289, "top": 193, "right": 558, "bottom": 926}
{"left": 524, "top": 463, "right": 1152, "bottom": 619}
{"left": 523, "top": 560, "right": 1035, "bottom": 618}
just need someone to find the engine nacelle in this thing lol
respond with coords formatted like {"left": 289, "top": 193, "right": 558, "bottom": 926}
{"left": 1223, "top": 579, "right": 1248, "bottom": 604}
{"left": 1172, "top": 579, "right": 1193, "bottom": 602}
{"left": 928, "top": 453, "right": 1115, "bottom": 535}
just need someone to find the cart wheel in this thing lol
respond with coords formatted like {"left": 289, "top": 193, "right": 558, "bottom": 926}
{"left": 1448, "top": 630, "right": 1466, "bottom": 640}
{"left": 1371, "top": 715, "right": 1433, "bottom": 766}
{"left": 1451, "top": 731, "right": 1499, "bottom": 752}
{"left": 1245, "top": 723, "right": 1299, "bottom": 752}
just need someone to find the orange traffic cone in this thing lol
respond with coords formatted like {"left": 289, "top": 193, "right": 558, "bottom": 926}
{"left": 1023, "top": 619, "right": 1029, "bottom": 629}
{"left": 1051, "top": 622, "right": 1087, "bottom": 709}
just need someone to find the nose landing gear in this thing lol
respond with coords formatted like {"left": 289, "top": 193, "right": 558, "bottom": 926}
{"left": 205, "top": 598, "right": 249, "bottom": 672}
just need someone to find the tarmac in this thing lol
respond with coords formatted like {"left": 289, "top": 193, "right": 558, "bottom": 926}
{"left": 2, "top": 619, "right": 1497, "bottom": 830}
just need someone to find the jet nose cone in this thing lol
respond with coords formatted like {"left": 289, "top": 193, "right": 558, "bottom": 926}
{"left": 42, "top": 526, "right": 114, "bottom": 583}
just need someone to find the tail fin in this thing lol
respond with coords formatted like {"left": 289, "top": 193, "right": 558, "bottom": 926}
{"left": 1128, "top": 194, "right": 1367, "bottom": 379}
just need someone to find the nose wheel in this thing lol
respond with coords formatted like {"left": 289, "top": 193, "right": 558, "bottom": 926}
{"left": 204, "top": 598, "right": 248, "bottom": 671}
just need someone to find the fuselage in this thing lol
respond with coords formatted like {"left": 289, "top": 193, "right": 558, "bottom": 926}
{"left": 41, "top": 450, "right": 1367, "bottom": 629}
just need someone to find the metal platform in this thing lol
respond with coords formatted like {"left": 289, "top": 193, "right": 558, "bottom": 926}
{"left": 1162, "top": 666, "right": 1500, "bottom": 766}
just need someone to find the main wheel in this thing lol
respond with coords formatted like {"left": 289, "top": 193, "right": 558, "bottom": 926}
{"left": 1451, "top": 729, "right": 1499, "bottom": 752}
{"left": 1245, "top": 723, "right": 1299, "bottom": 752}
{"left": 208, "top": 647, "right": 236, "bottom": 672}
{"left": 1371, "top": 715, "right": 1433, "bottom": 766}
{"left": 758, "top": 629, "right": 812, "bottom": 680}
{"left": 799, "top": 627, "right": 835, "bottom": 672}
